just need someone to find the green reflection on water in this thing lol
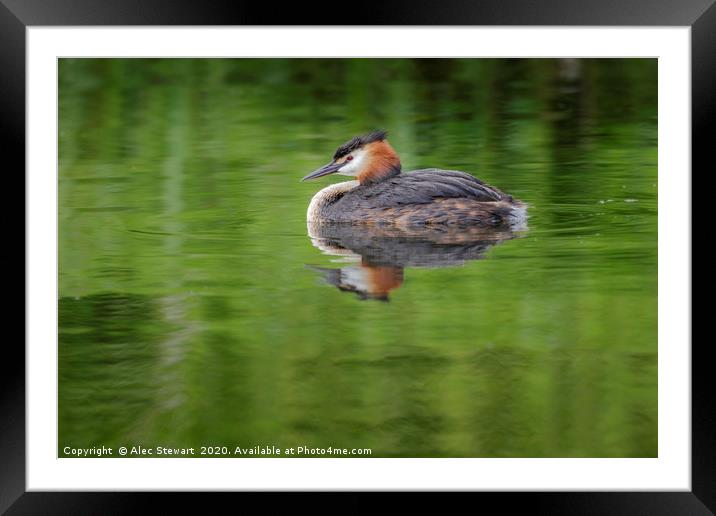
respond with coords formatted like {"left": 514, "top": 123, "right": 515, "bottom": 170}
{"left": 59, "top": 58, "right": 657, "bottom": 457}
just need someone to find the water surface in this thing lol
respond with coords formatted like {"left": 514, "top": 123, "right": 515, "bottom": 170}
{"left": 59, "top": 58, "right": 657, "bottom": 457}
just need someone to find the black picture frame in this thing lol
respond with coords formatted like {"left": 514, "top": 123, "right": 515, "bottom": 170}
{"left": 4, "top": 0, "right": 707, "bottom": 512}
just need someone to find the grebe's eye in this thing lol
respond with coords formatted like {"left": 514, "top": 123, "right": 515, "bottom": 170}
{"left": 346, "top": 156, "right": 353, "bottom": 161}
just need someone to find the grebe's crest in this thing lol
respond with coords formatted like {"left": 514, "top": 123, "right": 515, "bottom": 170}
{"left": 333, "top": 130, "right": 387, "bottom": 160}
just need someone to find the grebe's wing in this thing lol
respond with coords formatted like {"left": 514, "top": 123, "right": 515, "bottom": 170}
{"left": 362, "top": 169, "right": 510, "bottom": 206}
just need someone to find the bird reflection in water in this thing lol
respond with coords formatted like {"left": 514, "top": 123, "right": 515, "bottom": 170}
{"left": 306, "top": 221, "right": 523, "bottom": 301}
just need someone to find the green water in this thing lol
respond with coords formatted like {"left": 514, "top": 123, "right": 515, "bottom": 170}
{"left": 58, "top": 58, "right": 657, "bottom": 458}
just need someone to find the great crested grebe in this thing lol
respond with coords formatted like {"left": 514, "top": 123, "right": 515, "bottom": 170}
{"left": 302, "top": 130, "right": 526, "bottom": 227}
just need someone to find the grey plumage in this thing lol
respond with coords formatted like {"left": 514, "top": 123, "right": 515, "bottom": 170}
{"left": 338, "top": 169, "right": 508, "bottom": 206}
{"left": 314, "top": 169, "right": 522, "bottom": 227}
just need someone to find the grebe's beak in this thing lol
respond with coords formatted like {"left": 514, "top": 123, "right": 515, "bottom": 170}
{"left": 301, "top": 161, "right": 343, "bottom": 181}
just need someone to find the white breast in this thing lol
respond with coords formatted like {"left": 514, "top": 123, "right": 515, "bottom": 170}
{"left": 306, "top": 180, "right": 359, "bottom": 222}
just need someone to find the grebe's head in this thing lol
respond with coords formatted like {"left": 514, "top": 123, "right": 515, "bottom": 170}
{"left": 302, "top": 130, "right": 401, "bottom": 185}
